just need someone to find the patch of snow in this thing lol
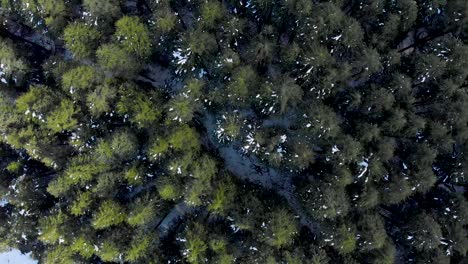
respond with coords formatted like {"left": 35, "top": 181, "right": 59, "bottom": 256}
{"left": 331, "top": 34, "right": 342, "bottom": 41}
{"left": 357, "top": 160, "right": 369, "bottom": 178}
{"left": 0, "top": 249, "right": 37, "bottom": 264}
{"left": 280, "top": 134, "right": 287, "bottom": 143}
{"left": 332, "top": 145, "right": 340, "bottom": 154}
{"left": 173, "top": 49, "right": 190, "bottom": 66}
{"left": 230, "top": 224, "right": 240, "bottom": 233}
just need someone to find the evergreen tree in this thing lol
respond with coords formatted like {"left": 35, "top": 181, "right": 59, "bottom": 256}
{"left": 0, "top": 1, "right": 467, "bottom": 263}
{"left": 115, "top": 16, "right": 152, "bottom": 59}
{"left": 92, "top": 200, "right": 126, "bottom": 230}
{"left": 63, "top": 23, "right": 101, "bottom": 59}
{"left": 0, "top": 39, "right": 28, "bottom": 85}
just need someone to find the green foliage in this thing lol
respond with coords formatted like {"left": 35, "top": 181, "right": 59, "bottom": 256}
{"left": 158, "top": 182, "right": 181, "bottom": 200}
{"left": 43, "top": 245, "right": 74, "bottom": 264}
{"left": 127, "top": 202, "right": 156, "bottom": 227}
{"left": 6, "top": 160, "right": 22, "bottom": 173}
{"left": 83, "top": 0, "right": 121, "bottom": 19}
{"left": 71, "top": 236, "right": 95, "bottom": 259}
{"left": 265, "top": 209, "right": 298, "bottom": 248}
{"left": 218, "top": 113, "right": 242, "bottom": 142}
{"left": 46, "top": 99, "right": 78, "bottom": 133}
{"left": 167, "top": 94, "right": 201, "bottom": 123}
{"left": 93, "top": 172, "right": 122, "bottom": 198}
{"left": 97, "top": 44, "right": 141, "bottom": 77}
{"left": 168, "top": 125, "right": 201, "bottom": 153}
{"left": 62, "top": 65, "right": 101, "bottom": 95}
{"left": 110, "top": 129, "right": 139, "bottom": 161}
{"left": 37, "top": 0, "right": 68, "bottom": 32}
{"left": 227, "top": 66, "right": 258, "bottom": 100}
{"left": 38, "top": 211, "right": 68, "bottom": 244}
{"left": 278, "top": 76, "right": 303, "bottom": 113}
{"left": 115, "top": 16, "right": 152, "bottom": 58}
{"left": 149, "top": 138, "right": 170, "bottom": 159}
{"left": 125, "top": 164, "right": 142, "bottom": 185}
{"left": 1, "top": 1, "right": 468, "bottom": 263}
{"left": 187, "top": 30, "right": 217, "bottom": 57}
{"left": 192, "top": 155, "right": 217, "bottom": 181}
{"left": 70, "top": 191, "right": 93, "bottom": 216}
{"left": 16, "top": 85, "right": 57, "bottom": 118}
{"left": 156, "top": 8, "right": 178, "bottom": 32}
{"left": 334, "top": 135, "right": 362, "bottom": 163}
{"left": 406, "top": 213, "right": 443, "bottom": 252}
{"left": 396, "top": 0, "right": 417, "bottom": 32}
{"left": 310, "top": 248, "right": 330, "bottom": 264}
{"left": 369, "top": 240, "right": 396, "bottom": 264}
{"left": 0, "top": 92, "right": 15, "bottom": 133}
{"left": 94, "top": 140, "right": 113, "bottom": 162}
{"left": 341, "top": 18, "right": 364, "bottom": 48}
{"left": 335, "top": 225, "right": 356, "bottom": 254}
{"left": 289, "top": 142, "right": 315, "bottom": 170}
{"left": 252, "top": 38, "right": 275, "bottom": 66}
{"left": 47, "top": 156, "right": 108, "bottom": 197}
{"left": 0, "top": 39, "right": 27, "bottom": 84}
{"left": 87, "top": 81, "right": 116, "bottom": 116}
{"left": 300, "top": 182, "right": 350, "bottom": 220}
{"left": 92, "top": 200, "right": 126, "bottom": 229}
{"left": 357, "top": 185, "right": 380, "bottom": 210}
{"left": 305, "top": 103, "right": 341, "bottom": 139}
{"left": 64, "top": 23, "right": 101, "bottom": 59}
{"left": 208, "top": 177, "right": 236, "bottom": 215}
{"left": 125, "top": 234, "right": 153, "bottom": 262}
{"left": 186, "top": 180, "right": 207, "bottom": 206}
{"left": 357, "top": 214, "right": 387, "bottom": 251}
{"left": 380, "top": 175, "right": 412, "bottom": 205}
{"left": 117, "top": 87, "right": 162, "bottom": 128}
{"left": 98, "top": 241, "right": 120, "bottom": 262}
{"left": 185, "top": 223, "right": 208, "bottom": 264}
{"left": 201, "top": 1, "right": 224, "bottom": 29}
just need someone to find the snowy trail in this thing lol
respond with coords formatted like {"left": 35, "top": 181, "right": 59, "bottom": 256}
{"left": 155, "top": 202, "right": 197, "bottom": 237}
{"left": 154, "top": 112, "right": 320, "bottom": 237}
{"left": 200, "top": 113, "right": 320, "bottom": 233}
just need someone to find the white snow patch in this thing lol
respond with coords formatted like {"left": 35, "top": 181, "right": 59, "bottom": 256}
{"left": 357, "top": 160, "right": 369, "bottom": 178}
{"left": 280, "top": 134, "right": 287, "bottom": 143}
{"left": 331, "top": 34, "right": 342, "bottom": 41}
{"left": 332, "top": 145, "right": 340, "bottom": 154}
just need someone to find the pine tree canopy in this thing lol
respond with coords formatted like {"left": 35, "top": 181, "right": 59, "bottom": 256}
{"left": 0, "top": 0, "right": 467, "bottom": 263}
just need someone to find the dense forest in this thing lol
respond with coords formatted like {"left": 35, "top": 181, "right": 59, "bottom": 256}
{"left": 0, "top": 0, "right": 467, "bottom": 263}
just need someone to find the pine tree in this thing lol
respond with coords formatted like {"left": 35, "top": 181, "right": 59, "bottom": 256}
{"left": 97, "top": 44, "right": 141, "bottom": 77}
{"left": 115, "top": 16, "right": 152, "bottom": 59}
{"left": 264, "top": 208, "right": 298, "bottom": 248}
{"left": 0, "top": 39, "right": 28, "bottom": 85}
{"left": 92, "top": 200, "right": 126, "bottom": 230}
{"left": 46, "top": 99, "right": 78, "bottom": 133}
{"left": 63, "top": 23, "right": 101, "bottom": 59}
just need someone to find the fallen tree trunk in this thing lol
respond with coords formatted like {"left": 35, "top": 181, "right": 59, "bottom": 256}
{"left": 0, "top": 15, "right": 57, "bottom": 53}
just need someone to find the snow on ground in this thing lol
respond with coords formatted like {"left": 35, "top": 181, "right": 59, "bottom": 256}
{"left": 0, "top": 249, "right": 37, "bottom": 264}
{"left": 356, "top": 160, "right": 369, "bottom": 178}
